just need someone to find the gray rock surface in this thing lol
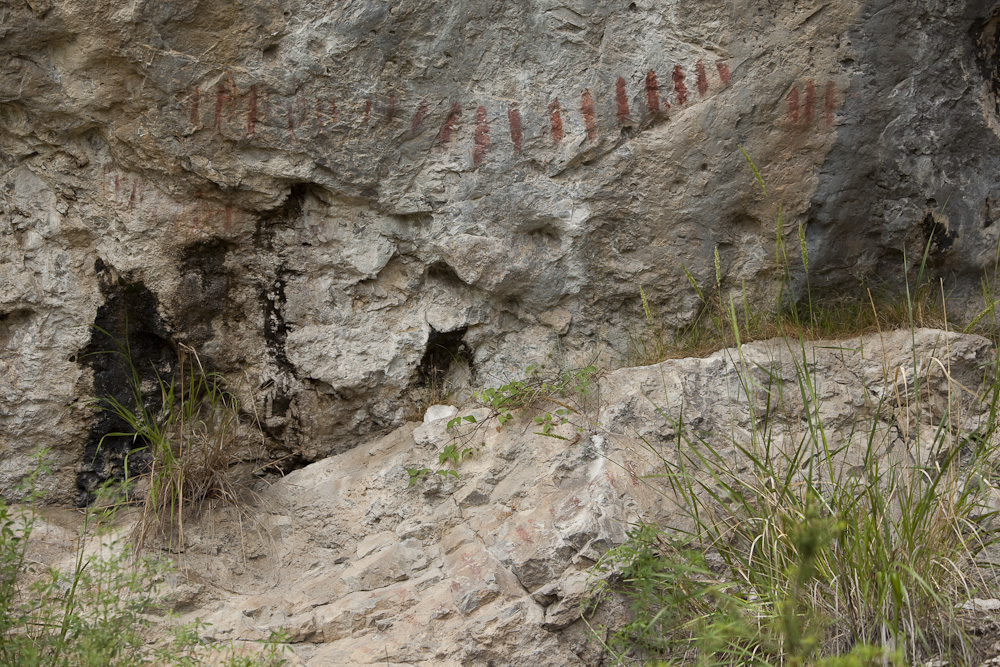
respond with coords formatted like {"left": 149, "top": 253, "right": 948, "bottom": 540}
{"left": 25, "top": 328, "right": 1000, "bottom": 665}
{"left": 3, "top": 1, "right": 1000, "bottom": 496}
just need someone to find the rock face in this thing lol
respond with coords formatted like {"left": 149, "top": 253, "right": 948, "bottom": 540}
{"left": 3, "top": 0, "right": 1000, "bottom": 498}
{"left": 27, "top": 329, "right": 1000, "bottom": 665}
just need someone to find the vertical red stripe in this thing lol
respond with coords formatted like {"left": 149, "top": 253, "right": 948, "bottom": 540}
{"left": 473, "top": 106, "right": 490, "bottom": 167}
{"left": 695, "top": 61, "right": 708, "bottom": 97}
{"left": 673, "top": 66, "right": 687, "bottom": 105}
{"left": 189, "top": 87, "right": 200, "bottom": 125}
{"left": 412, "top": 99, "right": 428, "bottom": 134}
{"left": 438, "top": 102, "right": 462, "bottom": 145}
{"left": 246, "top": 85, "right": 257, "bottom": 136}
{"left": 615, "top": 76, "right": 630, "bottom": 122}
{"left": 645, "top": 70, "right": 660, "bottom": 112}
{"left": 787, "top": 85, "right": 800, "bottom": 123}
{"left": 549, "top": 98, "right": 563, "bottom": 145}
{"left": 508, "top": 106, "right": 523, "bottom": 154}
{"left": 824, "top": 81, "right": 836, "bottom": 126}
{"left": 716, "top": 61, "right": 731, "bottom": 86}
{"left": 804, "top": 80, "right": 816, "bottom": 125}
{"left": 581, "top": 89, "right": 597, "bottom": 142}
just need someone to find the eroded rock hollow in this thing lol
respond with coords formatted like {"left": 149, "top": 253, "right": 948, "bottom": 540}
{"left": 2, "top": 0, "right": 1000, "bottom": 499}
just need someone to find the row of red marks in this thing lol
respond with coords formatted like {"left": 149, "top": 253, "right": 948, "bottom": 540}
{"left": 186, "top": 60, "right": 732, "bottom": 164}
{"left": 787, "top": 80, "right": 838, "bottom": 126}
{"left": 102, "top": 167, "right": 245, "bottom": 233}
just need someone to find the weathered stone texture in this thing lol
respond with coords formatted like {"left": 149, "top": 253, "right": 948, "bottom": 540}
{"left": 2, "top": 1, "right": 1000, "bottom": 496}
{"left": 25, "top": 329, "right": 1000, "bottom": 665}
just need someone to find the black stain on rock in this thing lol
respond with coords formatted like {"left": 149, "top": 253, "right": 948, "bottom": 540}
{"left": 78, "top": 260, "right": 175, "bottom": 505}
{"left": 175, "top": 238, "right": 236, "bottom": 348}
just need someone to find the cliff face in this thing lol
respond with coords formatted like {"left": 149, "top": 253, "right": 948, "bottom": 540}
{"left": 2, "top": 0, "right": 999, "bottom": 499}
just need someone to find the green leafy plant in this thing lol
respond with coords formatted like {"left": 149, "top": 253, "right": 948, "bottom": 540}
{"left": 462, "top": 364, "right": 598, "bottom": 433}
{"left": 406, "top": 364, "right": 599, "bottom": 488}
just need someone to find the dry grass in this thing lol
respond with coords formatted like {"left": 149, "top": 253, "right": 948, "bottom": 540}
{"left": 93, "top": 342, "right": 267, "bottom": 553}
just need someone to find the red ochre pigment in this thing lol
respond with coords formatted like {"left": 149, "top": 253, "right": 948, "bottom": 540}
{"left": 804, "top": 80, "right": 815, "bottom": 125}
{"left": 473, "top": 106, "right": 489, "bottom": 167}
{"left": 364, "top": 98, "right": 372, "bottom": 124}
{"left": 787, "top": 85, "right": 800, "bottom": 123}
{"left": 507, "top": 106, "right": 523, "bottom": 154}
{"left": 286, "top": 102, "right": 298, "bottom": 142}
{"left": 695, "top": 61, "right": 708, "bottom": 97}
{"left": 824, "top": 81, "right": 836, "bottom": 126}
{"left": 548, "top": 98, "right": 563, "bottom": 144}
{"left": 645, "top": 70, "right": 660, "bottom": 112}
{"left": 225, "top": 72, "right": 237, "bottom": 121}
{"left": 615, "top": 76, "right": 630, "bottom": 123}
{"left": 673, "top": 65, "right": 687, "bottom": 106}
{"left": 246, "top": 85, "right": 258, "bottom": 136}
{"left": 581, "top": 89, "right": 596, "bottom": 142}
{"left": 189, "top": 87, "right": 200, "bottom": 125}
{"left": 716, "top": 61, "right": 731, "bottom": 86}
{"left": 412, "top": 99, "right": 428, "bottom": 134}
{"left": 315, "top": 100, "right": 325, "bottom": 127}
{"left": 438, "top": 102, "right": 462, "bottom": 146}
{"left": 214, "top": 82, "right": 226, "bottom": 131}
{"left": 225, "top": 204, "right": 234, "bottom": 231}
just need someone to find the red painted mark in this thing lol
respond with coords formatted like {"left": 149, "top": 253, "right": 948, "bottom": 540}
{"left": 315, "top": 99, "right": 326, "bottom": 128}
{"left": 514, "top": 525, "right": 534, "bottom": 544}
{"left": 386, "top": 94, "right": 395, "bottom": 122}
{"left": 507, "top": 105, "right": 523, "bottom": 154}
{"left": 804, "top": 79, "right": 816, "bottom": 125}
{"left": 246, "top": 84, "right": 258, "bottom": 137}
{"left": 189, "top": 87, "right": 200, "bottom": 125}
{"left": 626, "top": 461, "right": 639, "bottom": 485}
{"left": 460, "top": 552, "right": 483, "bottom": 578}
{"left": 581, "top": 89, "right": 597, "bottom": 142}
{"left": 716, "top": 61, "right": 731, "bottom": 86}
{"left": 225, "top": 72, "right": 237, "bottom": 121}
{"left": 673, "top": 65, "right": 688, "bottom": 106}
{"left": 411, "top": 99, "right": 428, "bottom": 134}
{"left": 330, "top": 96, "right": 338, "bottom": 123}
{"left": 548, "top": 98, "right": 563, "bottom": 144}
{"left": 224, "top": 204, "right": 234, "bottom": 231}
{"left": 286, "top": 102, "right": 298, "bottom": 142}
{"left": 473, "top": 105, "right": 489, "bottom": 167}
{"left": 615, "top": 76, "right": 630, "bottom": 123}
{"left": 645, "top": 70, "right": 661, "bottom": 112}
{"left": 214, "top": 82, "right": 226, "bottom": 130}
{"left": 364, "top": 97, "right": 372, "bottom": 124}
{"left": 438, "top": 102, "right": 462, "bottom": 146}
{"left": 605, "top": 471, "right": 618, "bottom": 490}
{"left": 128, "top": 180, "right": 138, "bottom": 210}
{"left": 695, "top": 61, "right": 709, "bottom": 97}
{"left": 824, "top": 81, "right": 836, "bottom": 126}
{"left": 114, "top": 174, "right": 120, "bottom": 195}
{"left": 787, "top": 85, "right": 800, "bottom": 123}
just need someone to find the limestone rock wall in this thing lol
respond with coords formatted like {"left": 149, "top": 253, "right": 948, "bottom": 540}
{"left": 2, "top": 0, "right": 999, "bottom": 500}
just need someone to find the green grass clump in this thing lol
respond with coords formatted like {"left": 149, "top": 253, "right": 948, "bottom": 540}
{"left": 0, "top": 452, "right": 288, "bottom": 666}
{"left": 594, "top": 149, "right": 1000, "bottom": 665}
{"left": 91, "top": 335, "right": 264, "bottom": 552}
